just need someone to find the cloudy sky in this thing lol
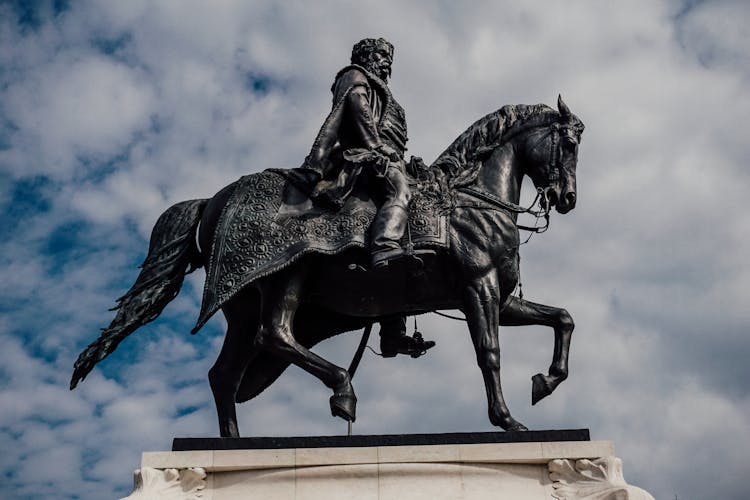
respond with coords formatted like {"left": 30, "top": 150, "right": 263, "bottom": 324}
{"left": 1, "top": 0, "right": 748, "bottom": 498}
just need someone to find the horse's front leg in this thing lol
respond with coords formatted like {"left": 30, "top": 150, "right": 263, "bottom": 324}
{"left": 499, "top": 296, "right": 574, "bottom": 405}
{"left": 463, "top": 275, "right": 527, "bottom": 431}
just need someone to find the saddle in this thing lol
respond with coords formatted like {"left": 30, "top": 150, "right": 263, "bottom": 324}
{"left": 195, "top": 167, "right": 451, "bottom": 331}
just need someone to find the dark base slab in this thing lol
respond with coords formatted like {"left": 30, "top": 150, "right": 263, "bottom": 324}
{"left": 173, "top": 429, "right": 589, "bottom": 451}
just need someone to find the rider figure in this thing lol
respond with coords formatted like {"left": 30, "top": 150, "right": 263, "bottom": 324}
{"left": 300, "top": 37, "right": 410, "bottom": 269}
{"left": 297, "top": 37, "right": 434, "bottom": 357}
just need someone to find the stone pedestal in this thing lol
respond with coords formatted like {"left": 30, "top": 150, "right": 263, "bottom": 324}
{"left": 121, "top": 431, "right": 654, "bottom": 500}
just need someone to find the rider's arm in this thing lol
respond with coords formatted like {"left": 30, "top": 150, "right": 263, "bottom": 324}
{"left": 346, "top": 86, "right": 381, "bottom": 150}
{"left": 333, "top": 69, "right": 397, "bottom": 159}
{"left": 346, "top": 88, "right": 399, "bottom": 160}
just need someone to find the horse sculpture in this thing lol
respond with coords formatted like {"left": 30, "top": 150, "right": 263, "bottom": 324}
{"left": 70, "top": 96, "right": 585, "bottom": 437}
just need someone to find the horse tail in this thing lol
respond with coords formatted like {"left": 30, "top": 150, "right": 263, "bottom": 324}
{"left": 70, "top": 198, "right": 208, "bottom": 390}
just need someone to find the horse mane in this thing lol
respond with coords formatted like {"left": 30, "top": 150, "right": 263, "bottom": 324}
{"left": 431, "top": 103, "right": 556, "bottom": 188}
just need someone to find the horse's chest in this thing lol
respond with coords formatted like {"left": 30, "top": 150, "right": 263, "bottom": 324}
{"left": 449, "top": 211, "right": 518, "bottom": 268}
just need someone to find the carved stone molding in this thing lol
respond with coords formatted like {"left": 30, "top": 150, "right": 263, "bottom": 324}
{"left": 549, "top": 457, "right": 655, "bottom": 500}
{"left": 120, "top": 467, "right": 206, "bottom": 500}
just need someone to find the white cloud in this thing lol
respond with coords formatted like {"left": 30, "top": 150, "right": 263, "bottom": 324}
{"left": 676, "top": 0, "right": 750, "bottom": 73}
{"left": 2, "top": 51, "right": 155, "bottom": 178}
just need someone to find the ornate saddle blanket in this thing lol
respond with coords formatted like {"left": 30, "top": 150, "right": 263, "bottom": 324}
{"left": 195, "top": 169, "right": 449, "bottom": 330}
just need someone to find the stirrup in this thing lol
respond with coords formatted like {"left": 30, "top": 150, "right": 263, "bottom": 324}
{"left": 371, "top": 247, "right": 437, "bottom": 270}
{"left": 371, "top": 247, "right": 406, "bottom": 269}
{"left": 405, "top": 248, "right": 436, "bottom": 269}
{"left": 380, "top": 332, "right": 436, "bottom": 359}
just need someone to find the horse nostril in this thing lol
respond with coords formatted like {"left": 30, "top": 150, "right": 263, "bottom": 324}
{"left": 546, "top": 190, "right": 558, "bottom": 206}
{"left": 565, "top": 192, "right": 576, "bottom": 206}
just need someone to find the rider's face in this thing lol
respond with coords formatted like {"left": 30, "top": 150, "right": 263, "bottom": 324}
{"left": 369, "top": 49, "right": 392, "bottom": 81}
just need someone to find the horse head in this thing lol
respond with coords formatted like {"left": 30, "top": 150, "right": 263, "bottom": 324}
{"left": 519, "top": 95, "right": 585, "bottom": 214}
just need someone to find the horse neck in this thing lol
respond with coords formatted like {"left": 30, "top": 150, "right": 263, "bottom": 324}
{"left": 473, "top": 142, "right": 524, "bottom": 207}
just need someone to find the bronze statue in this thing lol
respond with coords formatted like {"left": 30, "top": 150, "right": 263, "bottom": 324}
{"left": 70, "top": 38, "right": 585, "bottom": 438}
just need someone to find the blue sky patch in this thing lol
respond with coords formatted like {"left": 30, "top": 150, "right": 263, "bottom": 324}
{"left": 12, "top": 0, "right": 71, "bottom": 30}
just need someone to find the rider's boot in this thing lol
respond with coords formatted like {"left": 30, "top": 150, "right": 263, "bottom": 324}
{"left": 371, "top": 205, "right": 408, "bottom": 268}
{"left": 379, "top": 316, "right": 436, "bottom": 358}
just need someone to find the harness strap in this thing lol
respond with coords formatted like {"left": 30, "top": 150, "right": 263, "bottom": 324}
{"left": 523, "top": 123, "right": 561, "bottom": 186}
{"left": 456, "top": 186, "right": 550, "bottom": 233}
{"left": 457, "top": 186, "right": 531, "bottom": 213}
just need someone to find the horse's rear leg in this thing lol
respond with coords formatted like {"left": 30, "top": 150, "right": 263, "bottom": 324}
{"left": 256, "top": 270, "right": 356, "bottom": 422}
{"left": 499, "top": 296, "right": 574, "bottom": 405}
{"left": 210, "top": 289, "right": 259, "bottom": 437}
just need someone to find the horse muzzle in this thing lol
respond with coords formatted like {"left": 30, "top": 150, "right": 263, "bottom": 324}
{"left": 542, "top": 185, "right": 576, "bottom": 214}
{"left": 555, "top": 188, "right": 576, "bottom": 214}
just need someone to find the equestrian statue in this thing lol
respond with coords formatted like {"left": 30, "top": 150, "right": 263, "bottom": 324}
{"left": 70, "top": 38, "right": 585, "bottom": 437}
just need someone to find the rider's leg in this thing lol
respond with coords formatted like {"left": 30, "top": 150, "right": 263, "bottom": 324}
{"left": 371, "top": 161, "right": 411, "bottom": 268}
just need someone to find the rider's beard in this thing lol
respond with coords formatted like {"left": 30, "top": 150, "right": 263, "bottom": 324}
{"left": 364, "top": 57, "right": 390, "bottom": 82}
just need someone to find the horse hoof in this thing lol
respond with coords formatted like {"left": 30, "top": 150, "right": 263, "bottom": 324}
{"left": 330, "top": 391, "right": 357, "bottom": 422}
{"left": 495, "top": 415, "right": 528, "bottom": 431}
{"left": 330, "top": 393, "right": 357, "bottom": 422}
{"left": 490, "top": 413, "right": 528, "bottom": 431}
{"left": 531, "top": 373, "right": 552, "bottom": 405}
{"left": 507, "top": 421, "right": 529, "bottom": 432}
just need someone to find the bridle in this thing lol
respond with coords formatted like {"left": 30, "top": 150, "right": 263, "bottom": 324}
{"left": 456, "top": 117, "right": 579, "bottom": 234}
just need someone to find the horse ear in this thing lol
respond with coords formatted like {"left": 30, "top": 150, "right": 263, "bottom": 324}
{"left": 557, "top": 94, "right": 571, "bottom": 118}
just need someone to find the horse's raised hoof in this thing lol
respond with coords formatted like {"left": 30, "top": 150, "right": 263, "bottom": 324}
{"left": 330, "top": 392, "right": 357, "bottom": 422}
{"left": 532, "top": 373, "right": 554, "bottom": 405}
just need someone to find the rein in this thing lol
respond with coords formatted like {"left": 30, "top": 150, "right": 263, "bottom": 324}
{"left": 454, "top": 119, "right": 571, "bottom": 234}
{"left": 456, "top": 185, "right": 551, "bottom": 234}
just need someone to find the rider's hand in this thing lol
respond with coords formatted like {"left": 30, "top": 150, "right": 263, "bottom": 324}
{"left": 376, "top": 143, "right": 400, "bottom": 162}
